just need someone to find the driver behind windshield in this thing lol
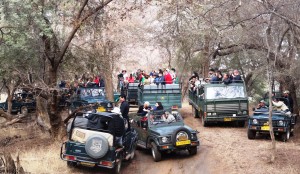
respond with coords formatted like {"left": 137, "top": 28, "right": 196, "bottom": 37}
{"left": 162, "top": 111, "right": 176, "bottom": 123}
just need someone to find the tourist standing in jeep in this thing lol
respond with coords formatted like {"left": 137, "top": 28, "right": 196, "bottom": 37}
{"left": 119, "top": 94, "right": 130, "bottom": 130}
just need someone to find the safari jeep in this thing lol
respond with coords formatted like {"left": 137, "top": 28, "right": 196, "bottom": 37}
{"left": 67, "top": 85, "right": 114, "bottom": 115}
{"left": 248, "top": 108, "right": 296, "bottom": 142}
{"left": 131, "top": 109, "right": 200, "bottom": 162}
{"left": 61, "top": 112, "right": 138, "bottom": 174}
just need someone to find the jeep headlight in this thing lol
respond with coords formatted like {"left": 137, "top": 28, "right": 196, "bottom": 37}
{"left": 242, "top": 111, "right": 247, "bottom": 115}
{"left": 207, "top": 113, "right": 212, "bottom": 116}
{"left": 278, "top": 120, "right": 284, "bottom": 126}
{"left": 160, "top": 136, "right": 171, "bottom": 143}
{"left": 253, "top": 119, "right": 258, "bottom": 124}
{"left": 107, "top": 102, "right": 112, "bottom": 107}
{"left": 191, "top": 133, "right": 197, "bottom": 140}
{"left": 212, "top": 113, "right": 217, "bottom": 116}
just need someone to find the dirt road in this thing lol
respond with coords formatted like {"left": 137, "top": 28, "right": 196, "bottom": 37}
{"left": 1, "top": 103, "right": 300, "bottom": 174}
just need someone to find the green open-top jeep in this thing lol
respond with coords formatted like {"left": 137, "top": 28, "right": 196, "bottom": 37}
{"left": 131, "top": 109, "right": 200, "bottom": 162}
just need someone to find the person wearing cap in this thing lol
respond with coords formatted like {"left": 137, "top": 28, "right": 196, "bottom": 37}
{"left": 119, "top": 94, "right": 130, "bottom": 130}
{"left": 283, "top": 90, "right": 293, "bottom": 113}
{"left": 256, "top": 100, "right": 268, "bottom": 109}
{"left": 109, "top": 107, "right": 125, "bottom": 147}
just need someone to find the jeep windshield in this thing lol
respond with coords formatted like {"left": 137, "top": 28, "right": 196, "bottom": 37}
{"left": 78, "top": 88, "right": 105, "bottom": 99}
{"left": 148, "top": 111, "right": 182, "bottom": 125}
{"left": 206, "top": 85, "right": 246, "bottom": 99}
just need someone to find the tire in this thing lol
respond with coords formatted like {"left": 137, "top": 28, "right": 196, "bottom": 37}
{"left": 67, "top": 161, "right": 76, "bottom": 168}
{"left": 237, "top": 121, "right": 245, "bottom": 127}
{"left": 129, "top": 141, "right": 137, "bottom": 160}
{"left": 20, "top": 106, "right": 28, "bottom": 115}
{"left": 201, "top": 115, "right": 208, "bottom": 127}
{"left": 151, "top": 142, "right": 161, "bottom": 162}
{"left": 192, "top": 107, "right": 199, "bottom": 118}
{"left": 247, "top": 129, "right": 256, "bottom": 139}
{"left": 85, "top": 135, "right": 109, "bottom": 159}
{"left": 189, "top": 146, "right": 197, "bottom": 155}
{"left": 113, "top": 156, "right": 122, "bottom": 174}
{"left": 281, "top": 128, "right": 290, "bottom": 142}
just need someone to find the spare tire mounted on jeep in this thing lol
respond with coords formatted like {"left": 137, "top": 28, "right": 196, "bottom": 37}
{"left": 85, "top": 135, "right": 109, "bottom": 159}
{"left": 171, "top": 127, "right": 191, "bottom": 145}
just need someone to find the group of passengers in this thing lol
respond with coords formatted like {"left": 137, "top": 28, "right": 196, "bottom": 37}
{"left": 256, "top": 90, "right": 294, "bottom": 115}
{"left": 136, "top": 101, "right": 175, "bottom": 123}
{"left": 189, "top": 68, "right": 243, "bottom": 92}
{"left": 118, "top": 68, "right": 178, "bottom": 89}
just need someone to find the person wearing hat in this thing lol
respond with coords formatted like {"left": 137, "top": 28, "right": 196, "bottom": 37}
{"left": 109, "top": 107, "right": 125, "bottom": 147}
{"left": 119, "top": 94, "right": 130, "bottom": 130}
{"left": 283, "top": 90, "right": 293, "bottom": 113}
{"left": 256, "top": 100, "right": 268, "bottom": 109}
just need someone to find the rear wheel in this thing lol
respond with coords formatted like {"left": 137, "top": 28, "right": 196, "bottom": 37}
{"left": 113, "top": 156, "right": 122, "bottom": 174}
{"left": 151, "top": 142, "right": 161, "bottom": 162}
{"left": 67, "top": 161, "right": 76, "bottom": 168}
{"left": 188, "top": 146, "right": 197, "bottom": 155}
{"left": 247, "top": 129, "right": 256, "bottom": 139}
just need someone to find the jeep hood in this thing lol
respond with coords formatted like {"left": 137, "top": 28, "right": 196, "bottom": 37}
{"left": 150, "top": 125, "right": 194, "bottom": 136}
{"left": 251, "top": 114, "right": 287, "bottom": 120}
{"left": 81, "top": 97, "right": 110, "bottom": 104}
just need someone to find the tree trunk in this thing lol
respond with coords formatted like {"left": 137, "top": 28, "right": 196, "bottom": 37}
{"left": 47, "top": 65, "right": 64, "bottom": 139}
{"left": 103, "top": 70, "right": 114, "bottom": 102}
{"left": 35, "top": 96, "right": 51, "bottom": 133}
{"left": 202, "top": 35, "right": 210, "bottom": 78}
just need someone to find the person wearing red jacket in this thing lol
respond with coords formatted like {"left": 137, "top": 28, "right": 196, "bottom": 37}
{"left": 164, "top": 69, "right": 173, "bottom": 84}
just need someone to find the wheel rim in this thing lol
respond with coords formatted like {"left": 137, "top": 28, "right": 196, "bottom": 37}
{"left": 287, "top": 129, "right": 290, "bottom": 140}
{"left": 116, "top": 160, "right": 121, "bottom": 173}
{"left": 130, "top": 144, "right": 136, "bottom": 159}
{"left": 21, "top": 107, "right": 28, "bottom": 114}
{"left": 151, "top": 147, "right": 156, "bottom": 159}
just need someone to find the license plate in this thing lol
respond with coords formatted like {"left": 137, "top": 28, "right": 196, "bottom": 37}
{"left": 97, "top": 106, "right": 106, "bottom": 112}
{"left": 80, "top": 162, "right": 95, "bottom": 167}
{"left": 261, "top": 126, "right": 270, "bottom": 131}
{"left": 176, "top": 140, "right": 191, "bottom": 146}
{"left": 224, "top": 118, "right": 232, "bottom": 121}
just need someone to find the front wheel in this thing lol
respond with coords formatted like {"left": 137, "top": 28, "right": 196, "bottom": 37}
{"left": 281, "top": 128, "right": 290, "bottom": 142}
{"left": 20, "top": 106, "right": 28, "bottom": 116}
{"left": 201, "top": 115, "right": 208, "bottom": 127}
{"left": 247, "top": 129, "right": 256, "bottom": 139}
{"left": 151, "top": 142, "right": 161, "bottom": 162}
{"left": 188, "top": 146, "right": 197, "bottom": 155}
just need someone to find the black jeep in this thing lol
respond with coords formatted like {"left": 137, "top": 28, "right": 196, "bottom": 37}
{"left": 61, "top": 112, "right": 138, "bottom": 174}
{"left": 248, "top": 108, "right": 296, "bottom": 142}
{"left": 131, "top": 109, "right": 200, "bottom": 162}
{"left": 67, "top": 85, "right": 114, "bottom": 115}
{"left": 0, "top": 92, "right": 36, "bottom": 115}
